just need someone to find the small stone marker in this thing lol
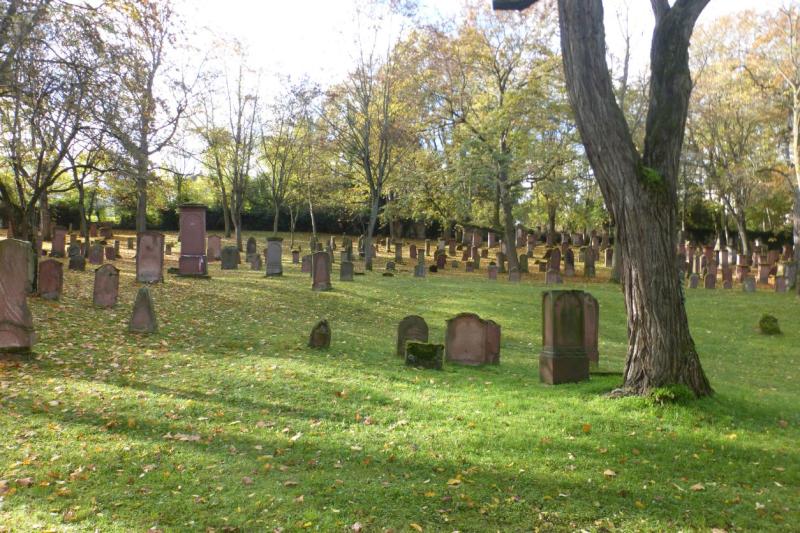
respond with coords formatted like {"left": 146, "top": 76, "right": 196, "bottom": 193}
{"left": 445, "top": 313, "right": 501, "bottom": 365}
{"left": 539, "top": 290, "right": 589, "bottom": 384}
{"left": 266, "top": 238, "right": 283, "bottom": 276}
{"left": 51, "top": 227, "right": 67, "bottom": 257}
{"left": 405, "top": 342, "right": 444, "bottom": 370}
{"left": 93, "top": 264, "right": 120, "bottom": 308}
{"left": 221, "top": 246, "right": 240, "bottom": 270}
{"left": 207, "top": 235, "right": 222, "bottom": 261}
{"left": 250, "top": 254, "right": 263, "bottom": 270}
{"left": 688, "top": 273, "right": 699, "bottom": 289}
{"left": 414, "top": 256, "right": 426, "bottom": 278}
{"left": 340, "top": 261, "right": 354, "bottom": 281}
{"left": 743, "top": 276, "right": 756, "bottom": 293}
{"left": 68, "top": 254, "right": 86, "bottom": 271}
{"left": 775, "top": 275, "right": 788, "bottom": 293}
{"left": 38, "top": 259, "right": 63, "bottom": 300}
{"left": 105, "top": 245, "right": 116, "bottom": 261}
{"left": 0, "top": 239, "right": 36, "bottom": 354}
{"left": 545, "top": 269, "right": 562, "bottom": 285}
{"left": 704, "top": 273, "right": 716, "bottom": 289}
{"left": 508, "top": 267, "right": 520, "bottom": 282}
{"left": 246, "top": 236, "right": 257, "bottom": 261}
{"left": 88, "top": 243, "right": 104, "bottom": 265}
{"left": 301, "top": 254, "right": 312, "bottom": 273}
{"left": 312, "top": 251, "right": 332, "bottom": 291}
{"left": 308, "top": 319, "right": 331, "bottom": 349}
{"left": 129, "top": 287, "right": 158, "bottom": 334}
{"left": 488, "top": 264, "right": 498, "bottom": 280}
{"left": 396, "top": 315, "right": 429, "bottom": 357}
{"left": 136, "top": 231, "right": 165, "bottom": 283}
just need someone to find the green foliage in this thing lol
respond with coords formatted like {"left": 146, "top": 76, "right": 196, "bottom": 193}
{"left": 759, "top": 313, "right": 781, "bottom": 335}
{"left": 645, "top": 384, "right": 695, "bottom": 406}
{"left": 639, "top": 164, "right": 666, "bottom": 193}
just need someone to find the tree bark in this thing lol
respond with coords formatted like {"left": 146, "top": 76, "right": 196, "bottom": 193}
{"left": 365, "top": 193, "right": 380, "bottom": 271}
{"left": 273, "top": 203, "right": 280, "bottom": 235}
{"left": 499, "top": 182, "right": 519, "bottom": 272}
{"left": 792, "top": 188, "right": 800, "bottom": 290}
{"left": 308, "top": 195, "right": 317, "bottom": 238}
{"left": 39, "top": 192, "right": 51, "bottom": 241}
{"left": 610, "top": 226, "right": 621, "bottom": 284}
{"left": 556, "top": 0, "right": 712, "bottom": 397}
{"left": 734, "top": 210, "right": 749, "bottom": 256}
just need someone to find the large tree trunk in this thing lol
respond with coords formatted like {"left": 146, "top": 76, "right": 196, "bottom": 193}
{"left": 547, "top": 202, "right": 557, "bottom": 235}
{"left": 556, "top": 0, "right": 712, "bottom": 397}
{"left": 364, "top": 194, "right": 380, "bottom": 271}
{"left": 733, "top": 210, "right": 749, "bottom": 256}
{"left": 77, "top": 185, "right": 88, "bottom": 240}
{"left": 792, "top": 188, "right": 800, "bottom": 290}
{"left": 308, "top": 195, "right": 317, "bottom": 238}
{"left": 40, "top": 192, "right": 51, "bottom": 241}
{"left": 499, "top": 181, "right": 519, "bottom": 272}
{"left": 272, "top": 202, "right": 280, "bottom": 235}
{"left": 610, "top": 226, "right": 621, "bottom": 284}
{"left": 492, "top": 183, "right": 501, "bottom": 229}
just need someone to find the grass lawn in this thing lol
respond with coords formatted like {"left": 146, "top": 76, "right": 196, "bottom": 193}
{"left": 1, "top": 231, "right": 798, "bottom": 532}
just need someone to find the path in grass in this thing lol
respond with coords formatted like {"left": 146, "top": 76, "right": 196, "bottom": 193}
{"left": 1, "top": 232, "right": 798, "bottom": 532}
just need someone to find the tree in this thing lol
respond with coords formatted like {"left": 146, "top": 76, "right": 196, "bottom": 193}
{"left": 499, "top": 0, "right": 713, "bottom": 396}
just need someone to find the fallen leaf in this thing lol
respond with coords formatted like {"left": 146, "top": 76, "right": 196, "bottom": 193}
{"left": 603, "top": 469, "right": 617, "bottom": 478}
{"left": 410, "top": 524, "right": 423, "bottom": 532}
{"left": 690, "top": 483, "right": 705, "bottom": 492}
{"left": 351, "top": 522, "right": 363, "bottom": 532}
{"left": 15, "top": 477, "right": 34, "bottom": 487}
{"left": 242, "top": 476, "right": 254, "bottom": 486}
{"left": 582, "top": 423, "right": 591, "bottom": 434}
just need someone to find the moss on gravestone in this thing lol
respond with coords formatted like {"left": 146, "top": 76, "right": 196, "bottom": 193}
{"left": 405, "top": 342, "right": 444, "bottom": 370}
{"left": 758, "top": 314, "right": 781, "bottom": 335}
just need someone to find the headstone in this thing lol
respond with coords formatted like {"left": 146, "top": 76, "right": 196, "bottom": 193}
{"left": 436, "top": 252, "right": 447, "bottom": 269}
{"left": 89, "top": 223, "right": 98, "bottom": 238}
{"left": 312, "top": 251, "right": 332, "bottom": 291}
{"left": 564, "top": 249, "right": 575, "bottom": 277}
{"left": 178, "top": 204, "right": 208, "bottom": 276}
{"left": 508, "top": 267, "right": 520, "bottom": 282}
{"left": 51, "top": 227, "right": 67, "bottom": 257}
{"left": 246, "top": 236, "right": 257, "bottom": 261}
{"left": 481, "top": 248, "right": 489, "bottom": 258}
{"left": 136, "top": 231, "right": 164, "bottom": 283}
{"left": 539, "top": 290, "right": 589, "bottom": 384}
{"left": 775, "top": 275, "right": 788, "bottom": 293}
{"left": 340, "top": 261, "right": 354, "bottom": 281}
{"left": 0, "top": 239, "right": 36, "bottom": 354}
{"left": 88, "top": 243, "right": 104, "bottom": 265}
{"left": 37, "top": 259, "right": 63, "bottom": 300}
{"left": 425, "top": 239, "right": 431, "bottom": 257}
{"left": 497, "top": 252, "right": 506, "bottom": 274}
{"left": 129, "top": 287, "right": 158, "bottom": 334}
{"left": 722, "top": 279, "right": 733, "bottom": 289}
{"left": 396, "top": 315, "right": 429, "bottom": 357}
{"left": 409, "top": 244, "right": 417, "bottom": 259}
{"left": 405, "top": 342, "right": 444, "bottom": 370}
{"left": 105, "top": 245, "right": 116, "bottom": 261}
{"left": 100, "top": 225, "right": 113, "bottom": 239}
{"left": 114, "top": 240, "right": 120, "bottom": 259}
{"left": 743, "top": 276, "right": 756, "bottom": 293}
{"left": 518, "top": 254, "right": 529, "bottom": 273}
{"left": 127, "top": 237, "right": 135, "bottom": 250}
{"left": 583, "top": 293, "right": 599, "bottom": 367}
{"left": 301, "top": 254, "right": 312, "bottom": 273}
{"left": 207, "top": 235, "right": 222, "bottom": 261}
{"left": 584, "top": 247, "right": 596, "bottom": 278}
{"left": 308, "top": 319, "right": 331, "bottom": 349}
{"left": 68, "top": 254, "right": 85, "bottom": 271}
{"left": 604, "top": 248, "right": 613, "bottom": 268}
{"left": 221, "top": 246, "right": 240, "bottom": 270}
{"left": 250, "top": 254, "right": 263, "bottom": 270}
{"left": 704, "top": 273, "right": 716, "bottom": 289}
{"left": 549, "top": 248, "right": 561, "bottom": 273}
{"left": 488, "top": 264, "right": 498, "bottom": 280}
{"left": 292, "top": 250, "right": 301, "bottom": 264}
{"left": 545, "top": 269, "right": 563, "bottom": 285}
{"left": 93, "top": 264, "right": 119, "bottom": 308}
{"left": 386, "top": 261, "right": 396, "bottom": 272}
{"left": 688, "top": 273, "right": 699, "bottom": 289}
{"left": 265, "top": 238, "right": 283, "bottom": 276}
{"left": 445, "top": 313, "right": 501, "bottom": 366}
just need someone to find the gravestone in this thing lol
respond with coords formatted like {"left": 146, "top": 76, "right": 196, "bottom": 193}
{"left": 38, "top": 259, "right": 63, "bottom": 300}
{"left": 405, "top": 342, "right": 444, "bottom": 370}
{"left": 127, "top": 237, "right": 135, "bottom": 250}
{"left": 114, "top": 240, "right": 120, "bottom": 259}
{"left": 250, "top": 254, "right": 263, "bottom": 270}
{"left": 414, "top": 256, "right": 426, "bottom": 278}
{"left": 481, "top": 248, "right": 489, "bottom": 258}
{"left": 465, "top": 262, "right": 474, "bottom": 273}
{"left": 308, "top": 319, "right": 331, "bottom": 349}
{"left": 394, "top": 242, "right": 403, "bottom": 264}
{"left": 207, "top": 235, "right": 222, "bottom": 261}
{"left": 545, "top": 269, "right": 563, "bottom": 285}
{"left": 89, "top": 223, "right": 98, "bottom": 238}
{"left": 340, "top": 261, "right": 354, "bottom": 281}
{"left": 386, "top": 261, "right": 396, "bottom": 272}
{"left": 100, "top": 226, "right": 113, "bottom": 240}
{"left": 583, "top": 293, "right": 599, "bottom": 367}
{"left": 775, "top": 275, "right": 788, "bottom": 293}
{"left": 105, "top": 246, "right": 116, "bottom": 261}
{"left": 549, "top": 248, "right": 561, "bottom": 273}
{"left": 743, "top": 276, "right": 756, "bottom": 293}
{"left": 723, "top": 279, "right": 733, "bottom": 289}
{"left": 246, "top": 237, "right": 257, "bottom": 261}
{"left": 178, "top": 204, "right": 208, "bottom": 276}
{"left": 704, "top": 273, "right": 716, "bottom": 289}
{"left": 301, "top": 254, "right": 312, "bottom": 273}
{"left": 88, "top": 243, "right": 104, "bottom": 265}
{"left": 488, "top": 264, "right": 498, "bottom": 280}
{"left": 518, "top": 254, "right": 529, "bottom": 273}
{"left": 437, "top": 252, "right": 447, "bottom": 269}
{"left": 497, "top": 252, "right": 506, "bottom": 274}
{"left": 508, "top": 267, "right": 520, "bottom": 282}
{"left": 129, "top": 287, "right": 158, "bottom": 334}
{"left": 0, "top": 239, "right": 36, "bottom": 354}
{"left": 471, "top": 255, "right": 480, "bottom": 271}
{"left": 266, "top": 238, "right": 283, "bottom": 276}
{"left": 68, "top": 254, "right": 85, "bottom": 271}
{"left": 312, "top": 251, "right": 332, "bottom": 291}
{"left": 136, "top": 231, "right": 165, "bottom": 283}
{"left": 688, "top": 273, "right": 699, "bottom": 289}
{"left": 396, "top": 315, "right": 429, "bottom": 357}
{"left": 604, "top": 248, "right": 613, "bottom": 268}
{"left": 564, "top": 249, "right": 575, "bottom": 277}
{"left": 539, "top": 290, "right": 589, "bottom": 384}
{"left": 445, "top": 313, "right": 500, "bottom": 366}
{"left": 93, "top": 264, "right": 120, "bottom": 308}
{"left": 425, "top": 239, "right": 431, "bottom": 256}
{"left": 409, "top": 244, "right": 417, "bottom": 260}
{"left": 292, "top": 250, "right": 301, "bottom": 264}
{"left": 221, "top": 246, "right": 240, "bottom": 270}
{"left": 584, "top": 247, "right": 596, "bottom": 278}
{"left": 51, "top": 227, "right": 67, "bottom": 257}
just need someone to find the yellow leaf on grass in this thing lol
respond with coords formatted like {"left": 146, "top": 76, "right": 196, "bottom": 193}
{"left": 582, "top": 423, "right": 592, "bottom": 434}
{"left": 447, "top": 478, "right": 462, "bottom": 486}
{"left": 634, "top": 500, "right": 646, "bottom": 509}
{"left": 690, "top": 483, "right": 705, "bottom": 492}
{"left": 603, "top": 469, "right": 617, "bottom": 478}
{"left": 410, "top": 523, "right": 423, "bottom": 532}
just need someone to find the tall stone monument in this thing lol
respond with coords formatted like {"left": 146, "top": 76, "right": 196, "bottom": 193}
{"left": 178, "top": 203, "right": 208, "bottom": 277}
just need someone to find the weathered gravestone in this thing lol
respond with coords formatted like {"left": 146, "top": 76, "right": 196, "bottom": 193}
{"left": 405, "top": 342, "right": 444, "bottom": 370}
{"left": 340, "top": 261, "right": 354, "bottom": 281}
{"left": 445, "top": 313, "right": 500, "bottom": 366}
{"left": 414, "top": 255, "right": 426, "bottom": 278}
{"left": 38, "top": 259, "right": 63, "bottom": 300}
{"left": 51, "top": 227, "right": 67, "bottom": 257}
{"left": 312, "top": 251, "right": 332, "bottom": 291}
{"left": 136, "top": 231, "right": 165, "bottom": 283}
{"left": 704, "top": 273, "right": 716, "bottom": 289}
{"left": 775, "top": 275, "right": 788, "bottom": 293}
{"left": 688, "top": 273, "right": 699, "bottom": 289}
{"left": 743, "top": 275, "right": 756, "bottom": 293}
{"left": 394, "top": 242, "right": 403, "bottom": 263}
{"left": 68, "top": 253, "right": 85, "bottom": 271}
{"left": 308, "top": 319, "right": 331, "bottom": 349}
{"left": 250, "top": 254, "right": 263, "bottom": 270}
{"left": 207, "top": 235, "right": 222, "bottom": 261}
{"left": 178, "top": 204, "right": 208, "bottom": 276}
{"left": 221, "top": 246, "right": 240, "bottom": 270}
{"left": 292, "top": 250, "right": 301, "bottom": 264}
{"left": 385, "top": 261, "right": 396, "bottom": 272}
{"left": 409, "top": 244, "right": 417, "bottom": 260}
{"left": 488, "top": 264, "right": 498, "bottom": 280}
{"left": 497, "top": 252, "right": 506, "bottom": 274}
{"left": 246, "top": 237, "right": 258, "bottom": 261}
{"left": 518, "top": 254, "right": 529, "bottom": 273}
{"left": 105, "top": 246, "right": 116, "bottom": 261}
{"left": 129, "top": 287, "right": 157, "bottom": 334}
{"left": 508, "top": 267, "right": 521, "bottom": 282}
{"left": 88, "top": 243, "right": 104, "bottom": 265}
{"left": 93, "top": 264, "right": 120, "bottom": 308}
{"left": 266, "top": 238, "right": 283, "bottom": 276}
{"left": 564, "top": 249, "right": 575, "bottom": 277}
{"left": 127, "top": 237, "right": 135, "bottom": 250}
{"left": 584, "top": 247, "right": 596, "bottom": 278}
{"left": 396, "top": 315, "right": 429, "bottom": 357}
{"left": 437, "top": 252, "right": 447, "bottom": 269}
{"left": 301, "top": 254, "right": 312, "bottom": 273}
{"left": 549, "top": 248, "right": 561, "bottom": 273}
{"left": 164, "top": 243, "right": 173, "bottom": 256}
{"left": 0, "top": 240, "right": 36, "bottom": 354}
{"left": 539, "top": 290, "right": 589, "bottom": 384}
{"left": 546, "top": 269, "right": 563, "bottom": 285}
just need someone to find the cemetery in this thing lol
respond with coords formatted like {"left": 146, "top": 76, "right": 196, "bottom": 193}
{"left": 0, "top": 0, "right": 799, "bottom": 531}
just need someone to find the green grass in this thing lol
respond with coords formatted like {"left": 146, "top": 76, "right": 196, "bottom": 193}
{"left": 1, "top": 232, "right": 798, "bottom": 532}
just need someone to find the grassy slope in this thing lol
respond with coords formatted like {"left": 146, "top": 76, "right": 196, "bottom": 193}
{"left": 0, "top": 232, "right": 798, "bottom": 532}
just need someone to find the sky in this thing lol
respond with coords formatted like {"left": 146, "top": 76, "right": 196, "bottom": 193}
{"left": 177, "top": 0, "right": 789, "bottom": 92}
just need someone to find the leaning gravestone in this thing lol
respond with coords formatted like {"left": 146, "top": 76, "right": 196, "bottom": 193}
{"left": 0, "top": 240, "right": 36, "bottom": 354}
{"left": 312, "top": 251, "right": 332, "bottom": 291}
{"left": 93, "top": 264, "right": 120, "bottom": 308}
{"left": 539, "top": 290, "right": 589, "bottom": 384}
{"left": 308, "top": 319, "right": 331, "bottom": 349}
{"left": 221, "top": 246, "right": 240, "bottom": 270}
{"left": 129, "top": 287, "right": 158, "bottom": 334}
{"left": 38, "top": 259, "right": 63, "bottom": 300}
{"left": 340, "top": 261, "right": 354, "bottom": 281}
{"left": 265, "top": 238, "right": 283, "bottom": 276}
{"left": 405, "top": 342, "right": 444, "bottom": 370}
{"left": 396, "top": 315, "right": 429, "bottom": 357}
{"left": 207, "top": 235, "right": 222, "bottom": 261}
{"left": 136, "top": 231, "right": 165, "bottom": 283}
{"left": 445, "top": 313, "right": 500, "bottom": 365}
